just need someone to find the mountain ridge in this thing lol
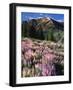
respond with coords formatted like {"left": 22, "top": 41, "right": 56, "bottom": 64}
{"left": 22, "top": 17, "right": 64, "bottom": 42}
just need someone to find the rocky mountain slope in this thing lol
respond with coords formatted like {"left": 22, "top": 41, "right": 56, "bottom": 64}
{"left": 22, "top": 17, "right": 64, "bottom": 43}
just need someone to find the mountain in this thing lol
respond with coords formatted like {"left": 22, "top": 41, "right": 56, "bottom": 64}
{"left": 22, "top": 17, "right": 64, "bottom": 43}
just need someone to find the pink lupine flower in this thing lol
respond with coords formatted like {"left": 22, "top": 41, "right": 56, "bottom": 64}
{"left": 51, "top": 65, "right": 56, "bottom": 75}
{"left": 44, "top": 53, "right": 55, "bottom": 62}
{"left": 42, "top": 64, "right": 51, "bottom": 76}
{"left": 41, "top": 53, "right": 56, "bottom": 76}
{"left": 24, "top": 49, "right": 33, "bottom": 60}
{"left": 41, "top": 63, "right": 56, "bottom": 76}
{"left": 21, "top": 39, "right": 33, "bottom": 50}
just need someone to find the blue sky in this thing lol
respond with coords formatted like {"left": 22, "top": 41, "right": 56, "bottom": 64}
{"left": 21, "top": 12, "right": 64, "bottom": 22}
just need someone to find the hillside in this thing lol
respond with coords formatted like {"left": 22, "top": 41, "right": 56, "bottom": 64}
{"left": 22, "top": 17, "right": 64, "bottom": 43}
